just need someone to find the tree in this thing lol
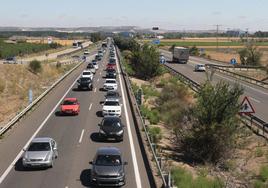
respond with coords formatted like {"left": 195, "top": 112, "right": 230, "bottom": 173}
{"left": 131, "top": 44, "right": 161, "bottom": 80}
{"left": 239, "top": 44, "right": 262, "bottom": 66}
{"left": 90, "top": 32, "right": 104, "bottom": 43}
{"left": 189, "top": 46, "right": 199, "bottom": 56}
{"left": 29, "top": 60, "right": 42, "bottom": 74}
{"left": 178, "top": 81, "right": 243, "bottom": 164}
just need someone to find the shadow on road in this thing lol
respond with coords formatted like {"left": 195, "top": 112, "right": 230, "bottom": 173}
{"left": 90, "top": 133, "right": 122, "bottom": 143}
{"left": 80, "top": 169, "right": 93, "bottom": 187}
{"left": 96, "top": 111, "right": 103, "bottom": 117}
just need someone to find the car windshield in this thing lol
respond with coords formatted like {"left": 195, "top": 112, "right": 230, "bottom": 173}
{"left": 28, "top": 142, "right": 51, "bottom": 151}
{"left": 102, "top": 118, "right": 121, "bottom": 127}
{"left": 93, "top": 62, "right": 97, "bottom": 65}
{"left": 109, "top": 59, "right": 116, "bottom": 64}
{"left": 95, "top": 155, "right": 122, "bottom": 166}
{"left": 87, "top": 65, "right": 94, "bottom": 68}
{"left": 83, "top": 72, "right": 91, "bottom": 75}
{"left": 104, "top": 101, "right": 119, "bottom": 106}
{"left": 106, "top": 80, "right": 116, "bottom": 84}
{"left": 80, "top": 77, "right": 90, "bottom": 82}
{"left": 63, "top": 100, "right": 77, "bottom": 105}
{"left": 106, "top": 92, "right": 118, "bottom": 98}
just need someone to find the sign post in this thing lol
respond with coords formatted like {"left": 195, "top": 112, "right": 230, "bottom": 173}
{"left": 239, "top": 96, "right": 255, "bottom": 115}
{"left": 230, "top": 58, "right": 237, "bottom": 65}
{"left": 29, "top": 88, "right": 33, "bottom": 104}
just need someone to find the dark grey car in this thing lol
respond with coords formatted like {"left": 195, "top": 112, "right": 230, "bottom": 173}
{"left": 105, "top": 91, "right": 120, "bottom": 102}
{"left": 90, "top": 147, "right": 127, "bottom": 187}
{"left": 98, "top": 116, "right": 124, "bottom": 141}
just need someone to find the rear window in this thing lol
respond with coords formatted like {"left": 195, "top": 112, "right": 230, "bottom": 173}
{"left": 106, "top": 80, "right": 116, "bottom": 84}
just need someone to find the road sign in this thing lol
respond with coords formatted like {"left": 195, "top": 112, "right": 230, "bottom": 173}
{"left": 239, "top": 96, "right": 255, "bottom": 114}
{"left": 230, "top": 58, "right": 237, "bottom": 65}
{"left": 152, "top": 39, "right": 160, "bottom": 45}
{"left": 29, "top": 89, "right": 33, "bottom": 104}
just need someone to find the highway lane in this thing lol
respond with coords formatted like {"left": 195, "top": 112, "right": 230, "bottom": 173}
{"left": 160, "top": 50, "right": 268, "bottom": 122}
{"left": 0, "top": 48, "right": 151, "bottom": 187}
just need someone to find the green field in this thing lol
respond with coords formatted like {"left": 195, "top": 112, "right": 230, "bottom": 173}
{"left": 0, "top": 39, "right": 61, "bottom": 59}
{"left": 147, "top": 41, "right": 268, "bottom": 47}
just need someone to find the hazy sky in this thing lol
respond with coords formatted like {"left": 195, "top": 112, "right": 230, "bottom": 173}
{"left": 1, "top": 0, "right": 268, "bottom": 31}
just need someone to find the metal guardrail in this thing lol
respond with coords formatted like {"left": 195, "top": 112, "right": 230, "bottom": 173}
{"left": 163, "top": 63, "right": 268, "bottom": 140}
{"left": 0, "top": 60, "right": 84, "bottom": 136}
{"left": 207, "top": 64, "right": 268, "bottom": 89}
{"left": 116, "top": 47, "right": 171, "bottom": 188}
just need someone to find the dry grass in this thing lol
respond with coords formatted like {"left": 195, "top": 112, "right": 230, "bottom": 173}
{"left": 0, "top": 61, "right": 76, "bottom": 126}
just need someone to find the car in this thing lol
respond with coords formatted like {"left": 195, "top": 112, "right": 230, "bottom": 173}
{"left": 105, "top": 91, "right": 120, "bottom": 102}
{"left": 106, "top": 69, "right": 116, "bottom": 78}
{"left": 95, "top": 55, "right": 102, "bottom": 61}
{"left": 81, "top": 70, "right": 94, "bottom": 80}
{"left": 86, "top": 63, "right": 96, "bottom": 74}
{"left": 194, "top": 64, "right": 206, "bottom": 72}
{"left": 60, "top": 98, "right": 80, "bottom": 115}
{"left": 3, "top": 56, "right": 17, "bottom": 64}
{"left": 98, "top": 116, "right": 124, "bottom": 141}
{"left": 90, "top": 147, "right": 127, "bottom": 187}
{"left": 92, "top": 60, "right": 99, "bottom": 70}
{"left": 103, "top": 79, "right": 117, "bottom": 91}
{"left": 159, "top": 54, "right": 166, "bottom": 64}
{"left": 84, "top": 49, "right": 90, "bottom": 56}
{"left": 77, "top": 77, "right": 93, "bottom": 90}
{"left": 22, "top": 137, "right": 58, "bottom": 168}
{"left": 102, "top": 101, "right": 122, "bottom": 117}
{"left": 98, "top": 50, "right": 104, "bottom": 57}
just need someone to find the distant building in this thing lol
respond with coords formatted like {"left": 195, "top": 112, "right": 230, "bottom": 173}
{"left": 226, "top": 30, "right": 246, "bottom": 37}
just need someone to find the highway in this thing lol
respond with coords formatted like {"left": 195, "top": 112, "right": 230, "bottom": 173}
{"left": 160, "top": 50, "right": 268, "bottom": 123}
{"left": 0, "top": 47, "right": 152, "bottom": 187}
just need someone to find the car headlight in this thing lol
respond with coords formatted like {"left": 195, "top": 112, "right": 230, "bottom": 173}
{"left": 44, "top": 154, "right": 51, "bottom": 161}
{"left": 116, "top": 130, "right": 123, "bottom": 135}
{"left": 99, "top": 129, "right": 105, "bottom": 134}
{"left": 23, "top": 157, "right": 29, "bottom": 162}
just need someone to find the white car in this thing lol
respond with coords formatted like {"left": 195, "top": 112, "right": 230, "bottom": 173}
{"left": 102, "top": 101, "right": 122, "bottom": 117}
{"left": 92, "top": 61, "right": 99, "bottom": 70}
{"left": 103, "top": 79, "right": 117, "bottom": 91}
{"left": 81, "top": 70, "right": 94, "bottom": 80}
{"left": 194, "top": 64, "right": 206, "bottom": 72}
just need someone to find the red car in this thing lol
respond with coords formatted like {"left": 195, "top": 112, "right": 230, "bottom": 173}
{"left": 61, "top": 98, "right": 80, "bottom": 115}
{"left": 106, "top": 63, "right": 116, "bottom": 70}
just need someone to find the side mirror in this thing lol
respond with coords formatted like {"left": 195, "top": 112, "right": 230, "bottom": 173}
{"left": 120, "top": 104, "right": 123, "bottom": 107}
{"left": 53, "top": 147, "right": 57, "bottom": 151}
{"left": 89, "top": 161, "right": 93, "bottom": 165}
{"left": 22, "top": 148, "right": 26, "bottom": 152}
{"left": 124, "top": 162, "right": 128, "bottom": 165}
{"left": 77, "top": 80, "right": 80, "bottom": 83}
{"left": 98, "top": 124, "right": 101, "bottom": 126}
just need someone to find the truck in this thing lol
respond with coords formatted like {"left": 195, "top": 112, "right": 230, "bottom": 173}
{"left": 172, "top": 47, "right": 189, "bottom": 64}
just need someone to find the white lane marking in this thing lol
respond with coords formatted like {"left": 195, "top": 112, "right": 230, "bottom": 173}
{"left": 116, "top": 54, "right": 142, "bottom": 188}
{"left": 94, "top": 88, "right": 97, "bottom": 93}
{"left": 215, "top": 73, "right": 268, "bottom": 96}
{"left": 88, "top": 103, "right": 92, "bottom": 111}
{"left": 249, "top": 96, "right": 261, "bottom": 103}
{"left": 0, "top": 68, "right": 83, "bottom": 184}
{"left": 78, "top": 129, "right": 85, "bottom": 144}
{"left": 97, "top": 78, "right": 99, "bottom": 82}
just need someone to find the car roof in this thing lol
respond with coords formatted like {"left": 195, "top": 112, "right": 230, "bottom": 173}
{"left": 96, "top": 147, "right": 121, "bottom": 156}
{"left": 32, "top": 137, "right": 53, "bottom": 143}
{"left": 83, "top": 70, "right": 92, "bottom": 72}
{"left": 64, "top": 98, "right": 77, "bottom": 101}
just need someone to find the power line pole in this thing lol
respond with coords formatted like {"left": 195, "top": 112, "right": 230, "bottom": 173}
{"left": 215, "top": 24, "right": 222, "bottom": 51}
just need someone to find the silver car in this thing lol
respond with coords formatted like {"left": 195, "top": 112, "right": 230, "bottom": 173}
{"left": 22, "top": 137, "right": 58, "bottom": 168}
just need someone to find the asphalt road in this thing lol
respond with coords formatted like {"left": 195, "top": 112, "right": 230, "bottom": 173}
{"left": 0, "top": 48, "right": 152, "bottom": 187}
{"left": 160, "top": 50, "right": 268, "bottom": 122}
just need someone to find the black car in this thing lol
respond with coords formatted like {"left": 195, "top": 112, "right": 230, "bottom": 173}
{"left": 106, "top": 69, "right": 116, "bottom": 78}
{"left": 90, "top": 147, "right": 127, "bottom": 187}
{"left": 98, "top": 116, "right": 124, "bottom": 141}
{"left": 109, "top": 58, "right": 116, "bottom": 64}
{"left": 95, "top": 55, "right": 102, "bottom": 61}
{"left": 77, "top": 77, "right": 93, "bottom": 90}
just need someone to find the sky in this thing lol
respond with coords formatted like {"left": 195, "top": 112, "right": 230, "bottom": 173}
{"left": 1, "top": 0, "right": 268, "bottom": 31}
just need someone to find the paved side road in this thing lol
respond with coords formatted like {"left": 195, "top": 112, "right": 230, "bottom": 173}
{"left": 0, "top": 41, "right": 92, "bottom": 64}
{"left": 0, "top": 49, "right": 152, "bottom": 187}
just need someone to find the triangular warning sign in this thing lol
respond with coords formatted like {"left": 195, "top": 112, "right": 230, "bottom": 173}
{"left": 239, "top": 96, "right": 255, "bottom": 114}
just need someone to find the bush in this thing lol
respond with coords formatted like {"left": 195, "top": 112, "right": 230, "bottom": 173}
{"left": 189, "top": 46, "right": 199, "bottom": 56}
{"left": 148, "top": 127, "right": 162, "bottom": 144}
{"left": 140, "top": 105, "right": 160, "bottom": 124}
{"left": 255, "top": 148, "right": 264, "bottom": 157}
{"left": 171, "top": 167, "right": 223, "bottom": 188}
{"left": 29, "top": 60, "right": 42, "bottom": 73}
{"left": 141, "top": 85, "right": 159, "bottom": 100}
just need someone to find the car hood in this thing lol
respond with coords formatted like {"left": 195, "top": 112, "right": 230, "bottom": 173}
{"left": 104, "top": 83, "right": 117, "bottom": 87}
{"left": 103, "top": 105, "right": 121, "bottom": 111}
{"left": 24, "top": 151, "right": 52, "bottom": 160}
{"left": 94, "top": 165, "right": 123, "bottom": 176}
{"left": 61, "top": 105, "right": 79, "bottom": 110}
